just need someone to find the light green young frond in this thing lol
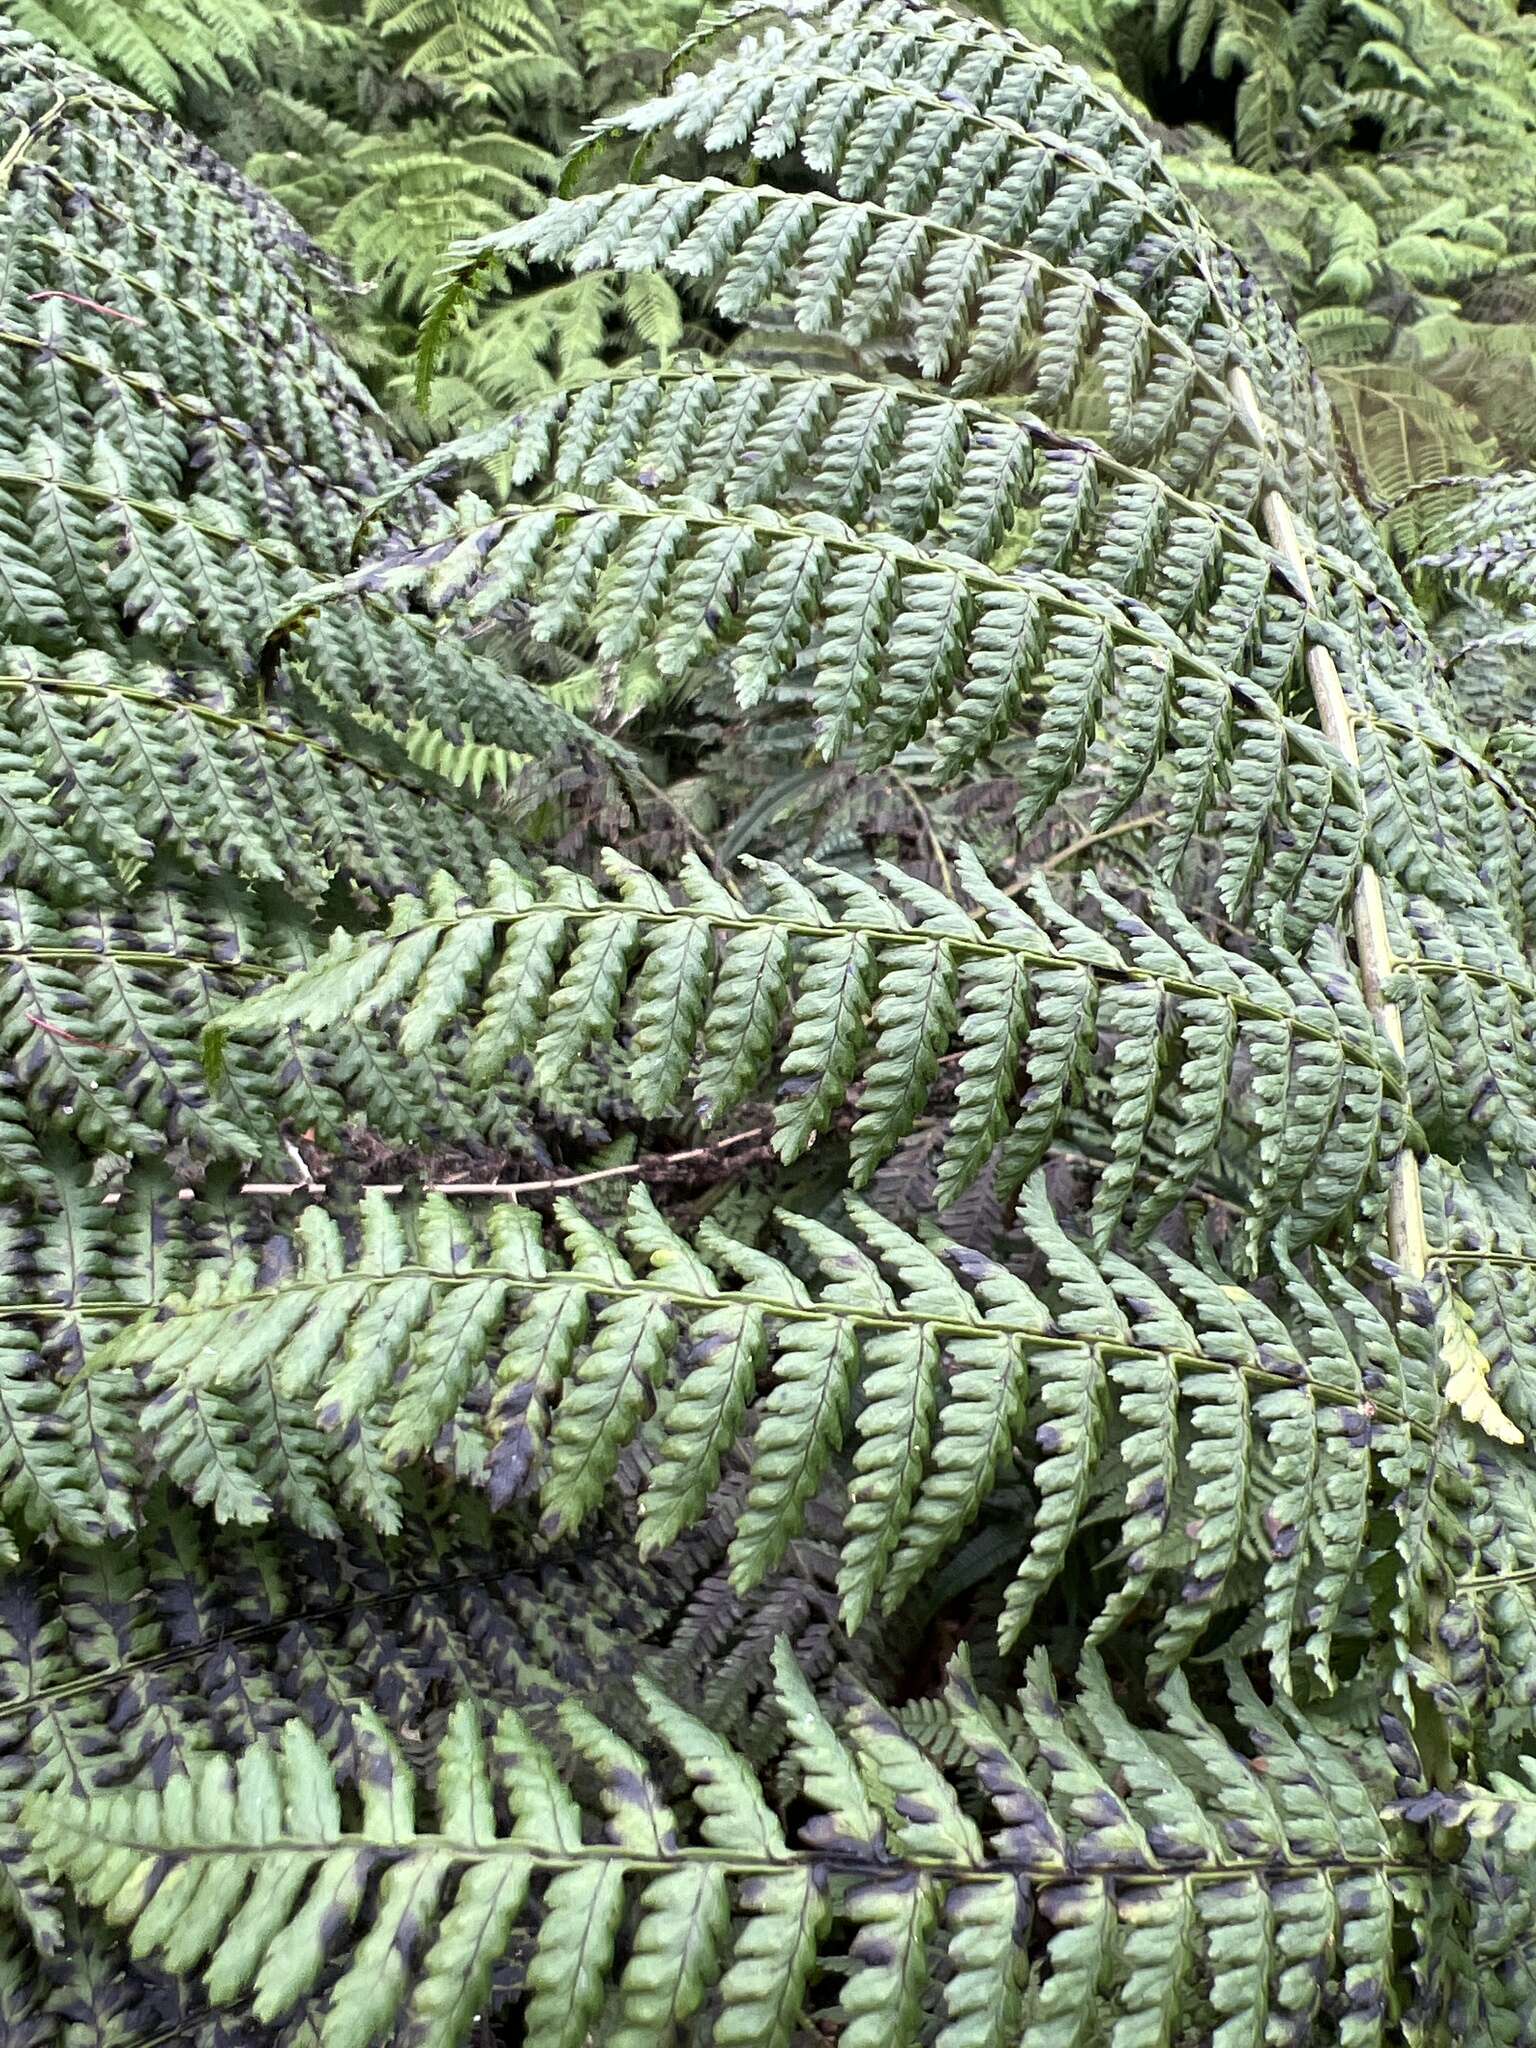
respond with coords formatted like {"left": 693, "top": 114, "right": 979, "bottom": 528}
{"left": 10, "top": 0, "right": 294, "bottom": 107}
{"left": 364, "top": 0, "right": 566, "bottom": 102}
{"left": 1321, "top": 363, "right": 1496, "bottom": 516}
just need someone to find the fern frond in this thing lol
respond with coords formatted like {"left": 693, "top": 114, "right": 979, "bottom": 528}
{"left": 1413, "top": 470, "right": 1536, "bottom": 606}
{"left": 92, "top": 1174, "right": 1448, "bottom": 1672}
{"left": 386, "top": 357, "right": 1274, "bottom": 597}
{"left": 10, "top": 0, "right": 292, "bottom": 108}
{"left": 600, "top": 5, "right": 1207, "bottom": 256}
{"left": 209, "top": 846, "right": 1404, "bottom": 1236}
{"left": 469, "top": 173, "right": 1243, "bottom": 464}
{"left": 0, "top": 1464, "right": 862, "bottom": 1973}
{"left": 0, "top": 877, "right": 539, "bottom": 1193}
{"left": 1320, "top": 364, "right": 1496, "bottom": 521}
{"left": 677, "top": 0, "right": 1187, "bottom": 207}
{"left": 23, "top": 1640, "right": 1437, "bottom": 2048}
{"left": 312, "top": 485, "right": 1366, "bottom": 924}
{"left": 11, "top": 6, "right": 1536, "bottom": 2035}
{"left": 365, "top": 0, "right": 566, "bottom": 97}
{"left": 0, "top": 25, "right": 600, "bottom": 1183}
{"left": 0, "top": 642, "right": 505, "bottom": 901}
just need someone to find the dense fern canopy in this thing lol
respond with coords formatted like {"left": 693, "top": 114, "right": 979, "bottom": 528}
{"left": 7, "top": 3, "right": 1536, "bottom": 2046}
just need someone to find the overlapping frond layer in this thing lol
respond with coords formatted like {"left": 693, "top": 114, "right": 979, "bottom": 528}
{"left": 21, "top": 1637, "right": 1459, "bottom": 2048}
{"left": 0, "top": 875, "right": 529, "bottom": 1192}
{"left": 455, "top": 0, "right": 1362, "bottom": 516}
{"left": 0, "top": 20, "right": 343, "bottom": 273}
{"left": 1361, "top": 702, "right": 1536, "bottom": 950}
{"left": 370, "top": 0, "right": 1536, "bottom": 1798}
{"left": 1390, "top": 891, "right": 1536, "bottom": 1169}
{"left": 0, "top": 644, "right": 503, "bottom": 904}
{"left": 0, "top": 222, "right": 605, "bottom": 777}
{"left": 90, "top": 1176, "right": 1453, "bottom": 1679}
{"left": 7, "top": 0, "right": 291, "bottom": 108}
{"left": 210, "top": 845, "right": 1405, "bottom": 1242}
{"left": 631, "top": 0, "right": 1380, "bottom": 515}
{"left": 391, "top": 359, "right": 1262, "bottom": 568}
{"left": 0, "top": 1487, "right": 854, "bottom": 2017}
{"left": 0, "top": 23, "right": 582, "bottom": 1176}
{"left": 12, "top": 5, "right": 1536, "bottom": 2042}
{"left": 353, "top": 361, "right": 1381, "bottom": 928}
{"left": 321, "top": 479, "right": 1369, "bottom": 926}
{"left": 660, "top": 0, "right": 1202, "bottom": 238}
{"left": 478, "top": 0, "right": 1259, "bottom": 466}
{"left": 490, "top": 171, "right": 1235, "bottom": 451}
{"left": 0, "top": 1160, "right": 471, "bottom": 1551}
{"left": 1313, "top": 536, "right": 1536, "bottom": 1201}
{"left": 413, "top": 0, "right": 1536, "bottom": 1185}
{"left": 389, "top": 0, "right": 1536, "bottom": 1174}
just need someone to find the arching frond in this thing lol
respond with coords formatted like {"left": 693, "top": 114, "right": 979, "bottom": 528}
{"left": 23, "top": 1642, "right": 1440, "bottom": 2048}
{"left": 208, "top": 846, "right": 1404, "bottom": 1239}
{"left": 92, "top": 1177, "right": 1448, "bottom": 1674}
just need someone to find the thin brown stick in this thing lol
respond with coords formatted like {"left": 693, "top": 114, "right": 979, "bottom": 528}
{"left": 890, "top": 769, "right": 955, "bottom": 897}
{"left": 27, "top": 289, "right": 146, "bottom": 326}
{"left": 1005, "top": 810, "right": 1168, "bottom": 891}
{"left": 233, "top": 1123, "right": 773, "bottom": 1200}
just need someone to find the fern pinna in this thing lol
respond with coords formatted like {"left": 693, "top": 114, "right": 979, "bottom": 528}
{"left": 5, "top": 2, "right": 1536, "bottom": 2043}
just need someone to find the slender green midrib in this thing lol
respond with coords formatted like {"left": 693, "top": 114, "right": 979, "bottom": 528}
{"left": 0, "top": 323, "right": 369, "bottom": 512}
{"left": 88, "top": 1262, "right": 1418, "bottom": 1432}
{"left": 474, "top": 489, "right": 1315, "bottom": 739}
{"left": 0, "top": 946, "right": 276, "bottom": 980}
{"left": 0, "top": 666, "right": 464, "bottom": 797}
{"left": 47, "top": 1832, "right": 1427, "bottom": 1885}
{"left": 370, "top": 896, "right": 1397, "bottom": 1070}
{"left": 1394, "top": 952, "right": 1536, "bottom": 1004}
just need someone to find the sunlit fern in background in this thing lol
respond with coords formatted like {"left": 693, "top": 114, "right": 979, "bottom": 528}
{"left": 998, "top": 0, "right": 1536, "bottom": 508}
{"left": 17, "top": 0, "right": 701, "bottom": 432}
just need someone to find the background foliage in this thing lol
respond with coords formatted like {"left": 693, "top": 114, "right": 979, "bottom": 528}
{"left": 19, "top": 0, "right": 1536, "bottom": 504}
